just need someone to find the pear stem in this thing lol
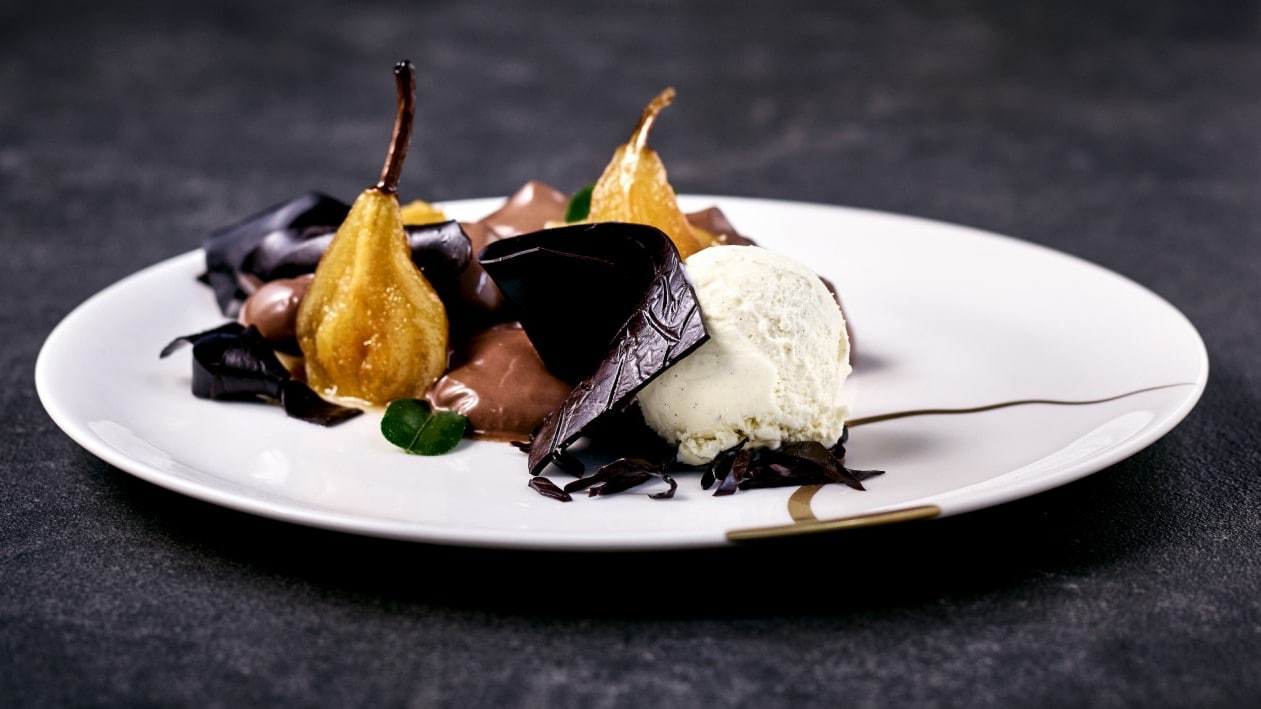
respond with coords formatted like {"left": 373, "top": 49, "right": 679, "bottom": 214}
{"left": 376, "top": 60, "right": 416, "bottom": 195}
{"left": 630, "top": 87, "right": 675, "bottom": 153}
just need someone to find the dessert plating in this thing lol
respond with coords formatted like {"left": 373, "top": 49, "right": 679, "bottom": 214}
{"left": 162, "top": 69, "right": 879, "bottom": 500}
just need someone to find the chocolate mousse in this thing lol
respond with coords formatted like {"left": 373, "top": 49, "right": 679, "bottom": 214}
{"left": 239, "top": 274, "right": 313, "bottom": 343}
{"left": 426, "top": 322, "right": 571, "bottom": 441}
{"left": 482, "top": 180, "right": 568, "bottom": 238}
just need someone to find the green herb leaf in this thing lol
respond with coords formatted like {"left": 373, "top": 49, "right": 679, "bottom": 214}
{"left": 380, "top": 399, "right": 468, "bottom": 455}
{"left": 563, "top": 183, "right": 594, "bottom": 222}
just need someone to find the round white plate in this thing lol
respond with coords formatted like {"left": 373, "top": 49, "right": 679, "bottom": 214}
{"left": 35, "top": 196, "right": 1208, "bottom": 550}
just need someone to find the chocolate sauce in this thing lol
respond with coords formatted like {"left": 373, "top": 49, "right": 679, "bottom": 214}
{"left": 426, "top": 322, "right": 572, "bottom": 441}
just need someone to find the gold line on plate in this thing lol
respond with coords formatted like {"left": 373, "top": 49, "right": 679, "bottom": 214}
{"left": 787, "top": 485, "right": 823, "bottom": 522}
{"left": 846, "top": 382, "right": 1195, "bottom": 428}
{"left": 726, "top": 504, "right": 941, "bottom": 542}
{"left": 728, "top": 382, "right": 1188, "bottom": 543}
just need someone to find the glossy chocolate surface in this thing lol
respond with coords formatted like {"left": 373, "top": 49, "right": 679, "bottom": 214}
{"left": 426, "top": 323, "right": 571, "bottom": 440}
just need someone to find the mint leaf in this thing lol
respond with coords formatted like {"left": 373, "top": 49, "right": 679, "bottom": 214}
{"left": 563, "top": 183, "right": 594, "bottom": 222}
{"left": 381, "top": 399, "right": 468, "bottom": 455}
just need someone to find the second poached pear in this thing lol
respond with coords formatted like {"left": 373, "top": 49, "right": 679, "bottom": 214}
{"left": 588, "top": 87, "right": 711, "bottom": 259}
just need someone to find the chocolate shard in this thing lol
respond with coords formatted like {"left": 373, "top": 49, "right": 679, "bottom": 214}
{"left": 562, "top": 457, "right": 677, "bottom": 499}
{"left": 775, "top": 441, "right": 864, "bottom": 488}
{"left": 693, "top": 429, "right": 885, "bottom": 496}
{"left": 714, "top": 448, "right": 754, "bottom": 496}
{"left": 478, "top": 222, "right": 709, "bottom": 476}
{"left": 528, "top": 477, "right": 573, "bottom": 502}
{"left": 201, "top": 192, "right": 472, "bottom": 317}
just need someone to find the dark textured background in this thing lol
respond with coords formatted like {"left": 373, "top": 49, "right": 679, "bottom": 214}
{"left": 4, "top": 1, "right": 1259, "bottom": 707}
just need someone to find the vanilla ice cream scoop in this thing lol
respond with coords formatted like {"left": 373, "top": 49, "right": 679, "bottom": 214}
{"left": 637, "top": 245, "right": 851, "bottom": 465}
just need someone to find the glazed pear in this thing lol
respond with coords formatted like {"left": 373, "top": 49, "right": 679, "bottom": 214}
{"left": 588, "top": 87, "right": 712, "bottom": 259}
{"left": 296, "top": 60, "right": 448, "bottom": 405}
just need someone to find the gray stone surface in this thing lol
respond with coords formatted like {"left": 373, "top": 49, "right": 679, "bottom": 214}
{"left": 3, "top": 1, "right": 1259, "bottom": 706}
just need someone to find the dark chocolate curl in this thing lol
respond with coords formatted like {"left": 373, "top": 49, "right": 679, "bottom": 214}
{"left": 528, "top": 477, "right": 573, "bottom": 502}
{"left": 715, "top": 448, "right": 754, "bottom": 496}
{"left": 693, "top": 429, "right": 885, "bottom": 496}
{"left": 478, "top": 223, "right": 709, "bottom": 476}
{"left": 773, "top": 441, "right": 869, "bottom": 490}
{"left": 161, "top": 322, "right": 361, "bottom": 426}
{"left": 202, "top": 193, "right": 348, "bottom": 316}
{"left": 563, "top": 458, "right": 677, "bottom": 499}
{"left": 201, "top": 192, "right": 472, "bottom": 317}
{"left": 279, "top": 380, "right": 363, "bottom": 427}
{"left": 249, "top": 219, "right": 471, "bottom": 287}
{"left": 159, "top": 321, "right": 248, "bottom": 358}
{"left": 162, "top": 322, "right": 288, "bottom": 401}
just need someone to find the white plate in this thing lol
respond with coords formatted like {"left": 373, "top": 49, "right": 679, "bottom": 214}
{"left": 35, "top": 196, "right": 1208, "bottom": 550}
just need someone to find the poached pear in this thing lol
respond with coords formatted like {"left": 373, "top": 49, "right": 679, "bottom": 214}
{"left": 587, "top": 87, "right": 713, "bottom": 259}
{"left": 296, "top": 60, "right": 448, "bottom": 405}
